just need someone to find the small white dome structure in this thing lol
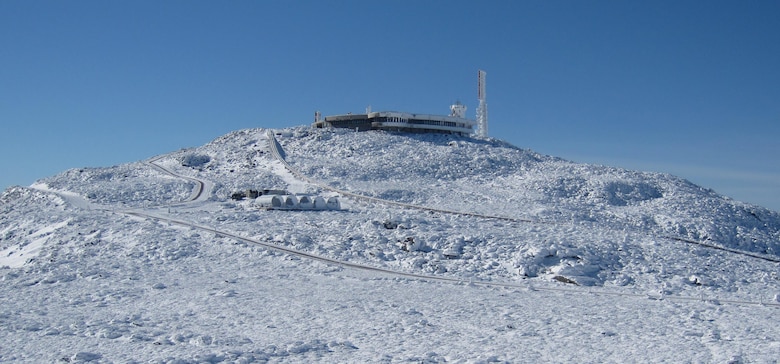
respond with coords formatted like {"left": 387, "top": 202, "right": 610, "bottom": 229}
{"left": 256, "top": 195, "right": 283, "bottom": 209}
{"left": 326, "top": 196, "right": 341, "bottom": 210}
{"left": 254, "top": 194, "right": 339, "bottom": 211}
{"left": 282, "top": 195, "right": 298, "bottom": 209}
{"left": 298, "top": 196, "right": 313, "bottom": 210}
{"left": 312, "top": 196, "right": 327, "bottom": 210}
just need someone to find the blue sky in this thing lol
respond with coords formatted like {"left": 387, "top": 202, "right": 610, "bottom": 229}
{"left": 2, "top": 1, "right": 779, "bottom": 211}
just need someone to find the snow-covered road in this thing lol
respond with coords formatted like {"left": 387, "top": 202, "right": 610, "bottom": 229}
{"left": 145, "top": 156, "right": 213, "bottom": 204}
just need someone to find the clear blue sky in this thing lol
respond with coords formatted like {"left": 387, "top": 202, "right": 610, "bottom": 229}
{"left": 2, "top": 1, "right": 779, "bottom": 211}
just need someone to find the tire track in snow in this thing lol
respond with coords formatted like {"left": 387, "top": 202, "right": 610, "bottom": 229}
{"left": 266, "top": 131, "right": 780, "bottom": 264}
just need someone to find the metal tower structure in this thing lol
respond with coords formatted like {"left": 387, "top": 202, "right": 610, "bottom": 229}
{"left": 476, "top": 69, "right": 488, "bottom": 138}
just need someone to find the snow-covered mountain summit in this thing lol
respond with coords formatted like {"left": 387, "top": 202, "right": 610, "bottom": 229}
{"left": 282, "top": 127, "right": 780, "bottom": 253}
{"left": 1, "top": 126, "right": 779, "bottom": 362}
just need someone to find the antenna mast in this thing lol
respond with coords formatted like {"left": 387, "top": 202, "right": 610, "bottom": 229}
{"left": 476, "top": 70, "right": 488, "bottom": 137}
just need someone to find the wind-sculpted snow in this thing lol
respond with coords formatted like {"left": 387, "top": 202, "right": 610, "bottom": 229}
{"left": 284, "top": 128, "right": 545, "bottom": 184}
{"left": 2, "top": 126, "right": 780, "bottom": 362}
{"left": 278, "top": 127, "right": 780, "bottom": 257}
{"left": 155, "top": 130, "right": 293, "bottom": 200}
{"left": 38, "top": 162, "right": 193, "bottom": 207}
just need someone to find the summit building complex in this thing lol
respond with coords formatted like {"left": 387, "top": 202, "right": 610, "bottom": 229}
{"left": 312, "top": 70, "right": 488, "bottom": 137}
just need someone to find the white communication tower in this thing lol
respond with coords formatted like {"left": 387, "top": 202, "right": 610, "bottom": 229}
{"left": 476, "top": 69, "right": 488, "bottom": 138}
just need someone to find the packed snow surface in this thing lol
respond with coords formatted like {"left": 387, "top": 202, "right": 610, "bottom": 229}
{"left": 1, "top": 126, "right": 779, "bottom": 362}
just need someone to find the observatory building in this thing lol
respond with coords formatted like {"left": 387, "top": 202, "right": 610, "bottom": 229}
{"left": 312, "top": 103, "right": 475, "bottom": 136}
{"left": 312, "top": 70, "right": 488, "bottom": 137}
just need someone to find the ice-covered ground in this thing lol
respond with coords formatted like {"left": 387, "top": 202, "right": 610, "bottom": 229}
{"left": 1, "top": 126, "right": 779, "bottom": 362}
